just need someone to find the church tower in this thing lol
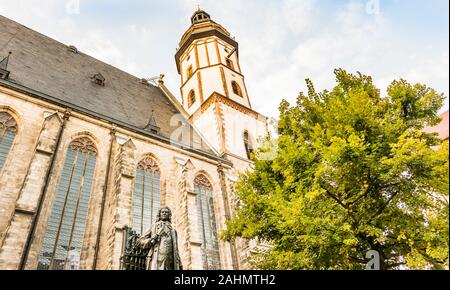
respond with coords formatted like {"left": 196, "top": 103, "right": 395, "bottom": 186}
{"left": 176, "top": 9, "right": 267, "bottom": 163}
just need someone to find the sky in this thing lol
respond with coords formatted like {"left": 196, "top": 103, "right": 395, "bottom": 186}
{"left": 0, "top": 0, "right": 448, "bottom": 121}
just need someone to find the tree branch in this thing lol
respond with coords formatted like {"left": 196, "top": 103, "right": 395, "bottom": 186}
{"left": 347, "top": 186, "right": 371, "bottom": 206}
{"left": 349, "top": 255, "right": 368, "bottom": 264}
{"left": 325, "top": 190, "right": 349, "bottom": 210}
{"left": 323, "top": 187, "right": 361, "bottom": 225}
{"left": 371, "top": 190, "right": 399, "bottom": 220}
{"left": 386, "top": 262, "right": 406, "bottom": 269}
{"left": 379, "top": 181, "right": 402, "bottom": 189}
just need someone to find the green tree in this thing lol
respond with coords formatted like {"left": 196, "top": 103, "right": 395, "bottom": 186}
{"left": 222, "top": 69, "right": 449, "bottom": 270}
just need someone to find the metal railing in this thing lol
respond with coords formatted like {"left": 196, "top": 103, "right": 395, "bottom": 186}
{"left": 120, "top": 226, "right": 149, "bottom": 270}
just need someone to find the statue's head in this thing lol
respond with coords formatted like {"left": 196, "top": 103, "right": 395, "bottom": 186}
{"left": 157, "top": 207, "right": 172, "bottom": 222}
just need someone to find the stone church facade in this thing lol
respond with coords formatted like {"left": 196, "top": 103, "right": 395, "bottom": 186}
{"left": 0, "top": 10, "right": 268, "bottom": 270}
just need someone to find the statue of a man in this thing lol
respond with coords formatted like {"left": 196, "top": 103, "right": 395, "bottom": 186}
{"left": 136, "top": 207, "right": 182, "bottom": 270}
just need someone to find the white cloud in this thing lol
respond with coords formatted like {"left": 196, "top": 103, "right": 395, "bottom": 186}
{"left": 1, "top": 0, "right": 448, "bottom": 119}
{"left": 282, "top": 0, "right": 315, "bottom": 35}
{"left": 245, "top": 1, "right": 448, "bottom": 118}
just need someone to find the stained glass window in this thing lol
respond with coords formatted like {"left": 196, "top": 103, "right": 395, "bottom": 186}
{"left": 37, "top": 137, "right": 97, "bottom": 270}
{"left": 195, "top": 175, "right": 221, "bottom": 269}
{"left": 132, "top": 156, "right": 160, "bottom": 236}
{"left": 0, "top": 112, "right": 17, "bottom": 171}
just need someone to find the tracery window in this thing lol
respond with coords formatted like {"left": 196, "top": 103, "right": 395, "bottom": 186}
{"left": 0, "top": 112, "right": 17, "bottom": 171}
{"left": 195, "top": 175, "right": 221, "bottom": 269}
{"left": 132, "top": 156, "right": 160, "bottom": 236}
{"left": 37, "top": 137, "right": 97, "bottom": 270}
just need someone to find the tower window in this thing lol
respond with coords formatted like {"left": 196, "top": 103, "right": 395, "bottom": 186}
{"left": 226, "top": 58, "right": 234, "bottom": 70}
{"left": 232, "top": 81, "right": 242, "bottom": 97}
{"left": 188, "top": 90, "right": 196, "bottom": 108}
{"left": 187, "top": 66, "right": 193, "bottom": 79}
{"left": 243, "top": 131, "right": 254, "bottom": 159}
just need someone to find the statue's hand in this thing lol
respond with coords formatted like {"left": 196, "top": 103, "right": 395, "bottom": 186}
{"left": 136, "top": 238, "right": 151, "bottom": 249}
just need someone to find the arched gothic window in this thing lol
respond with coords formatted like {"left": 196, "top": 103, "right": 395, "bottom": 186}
{"left": 232, "top": 81, "right": 242, "bottom": 97}
{"left": 0, "top": 112, "right": 17, "bottom": 171}
{"left": 188, "top": 90, "right": 196, "bottom": 108}
{"left": 243, "top": 131, "right": 254, "bottom": 159}
{"left": 37, "top": 137, "right": 98, "bottom": 270}
{"left": 195, "top": 175, "right": 220, "bottom": 269}
{"left": 133, "top": 156, "right": 160, "bottom": 235}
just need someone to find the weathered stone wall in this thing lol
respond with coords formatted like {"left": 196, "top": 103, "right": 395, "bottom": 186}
{"left": 0, "top": 88, "right": 241, "bottom": 270}
{"left": 0, "top": 89, "right": 60, "bottom": 269}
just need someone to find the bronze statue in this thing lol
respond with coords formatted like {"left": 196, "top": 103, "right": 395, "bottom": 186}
{"left": 136, "top": 207, "right": 182, "bottom": 270}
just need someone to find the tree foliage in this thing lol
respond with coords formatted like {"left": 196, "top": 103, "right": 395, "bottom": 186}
{"left": 222, "top": 69, "right": 449, "bottom": 270}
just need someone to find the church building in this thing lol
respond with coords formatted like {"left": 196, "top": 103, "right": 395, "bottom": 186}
{"left": 0, "top": 10, "right": 268, "bottom": 270}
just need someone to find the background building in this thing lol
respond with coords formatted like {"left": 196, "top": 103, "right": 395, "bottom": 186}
{"left": 0, "top": 10, "right": 267, "bottom": 270}
{"left": 424, "top": 111, "right": 449, "bottom": 142}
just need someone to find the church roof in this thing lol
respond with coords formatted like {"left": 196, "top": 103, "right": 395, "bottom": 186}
{"left": 0, "top": 15, "right": 222, "bottom": 160}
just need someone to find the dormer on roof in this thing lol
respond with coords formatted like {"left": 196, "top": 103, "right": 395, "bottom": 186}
{"left": 144, "top": 110, "right": 160, "bottom": 135}
{"left": 91, "top": 73, "right": 105, "bottom": 87}
{"left": 67, "top": 45, "right": 78, "bottom": 54}
{"left": 140, "top": 78, "right": 150, "bottom": 85}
